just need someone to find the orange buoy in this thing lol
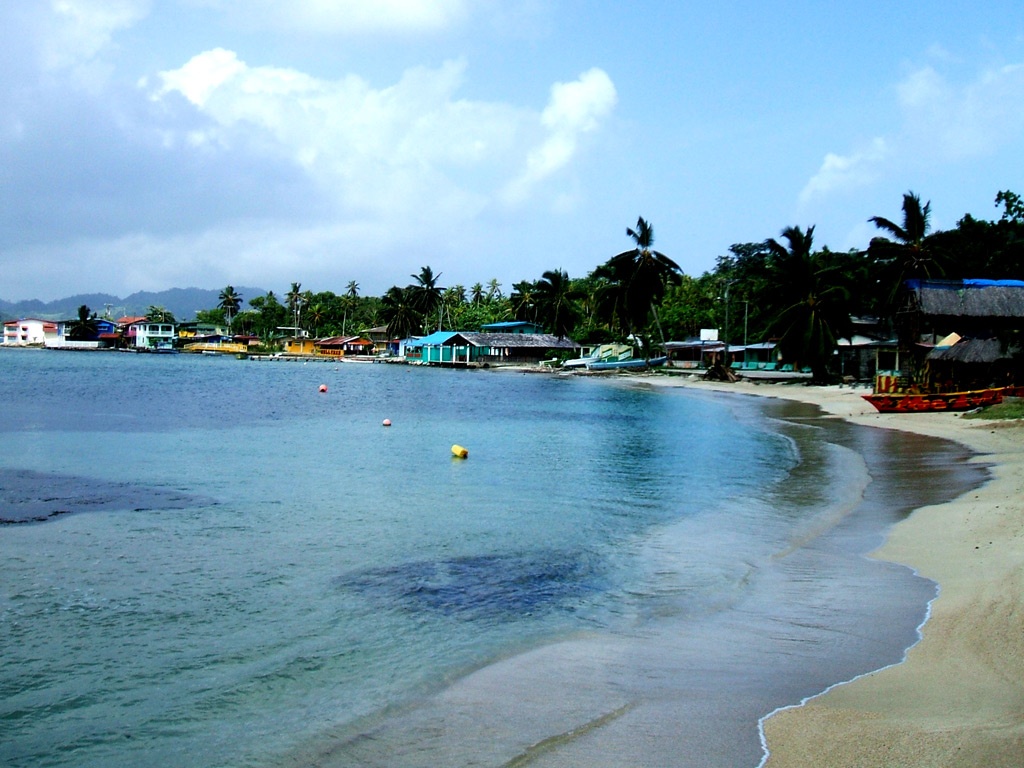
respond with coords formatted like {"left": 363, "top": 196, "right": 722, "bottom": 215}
{"left": 451, "top": 444, "right": 468, "bottom": 458}
{"left": 318, "top": 384, "right": 328, "bottom": 393}
{"left": 382, "top": 419, "right": 392, "bottom": 427}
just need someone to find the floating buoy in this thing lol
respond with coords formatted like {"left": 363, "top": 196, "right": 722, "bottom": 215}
{"left": 318, "top": 384, "right": 328, "bottom": 393}
{"left": 382, "top": 419, "right": 392, "bottom": 427}
{"left": 451, "top": 444, "right": 468, "bottom": 459}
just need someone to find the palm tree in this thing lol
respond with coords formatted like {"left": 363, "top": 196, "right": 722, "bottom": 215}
{"left": 68, "top": 304, "right": 99, "bottom": 340}
{"left": 307, "top": 303, "right": 326, "bottom": 337}
{"left": 218, "top": 286, "right": 242, "bottom": 332}
{"left": 868, "top": 191, "right": 945, "bottom": 308}
{"left": 286, "top": 282, "right": 304, "bottom": 334}
{"left": 380, "top": 286, "right": 421, "bottom": 340}
{"left": 764, "top": 225, "right": 850, "bottom": 383}
{"left": 509, "top": 280, "right": 539, "bottom": 323}
{"left": 409, "top": 266, "right": 444, "bottom": 330}
{"left": 596, "top": 217, "right": 682, "bottom": 350}
{"left": 470, "top": 283, "right": 485, "bottom": 306}
{"left": 486, "top": 278, "right": 502, "bottom": 301}
{"left": 146, "top": 306, "right": 175, "bottom": 323}
{"left": 534, "top": 269, "right": 580, "bottom": 339}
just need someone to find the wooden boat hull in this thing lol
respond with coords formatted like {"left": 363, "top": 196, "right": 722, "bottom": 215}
{"left": 862, "top": 388, "right": 1004, "bottom": 413}
{"left": 586, "top": 356, "right": 667, "bottom": 371}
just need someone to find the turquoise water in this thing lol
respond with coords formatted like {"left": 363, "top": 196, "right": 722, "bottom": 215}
{"left": 0, "top": 351, "right": 984, "bottom": 767}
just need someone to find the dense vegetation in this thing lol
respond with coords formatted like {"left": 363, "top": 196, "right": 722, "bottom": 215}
{"left": 191, "top": 189, "right": 1022, "bottom": 378}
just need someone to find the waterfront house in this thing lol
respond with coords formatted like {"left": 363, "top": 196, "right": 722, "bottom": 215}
{"left": 314, "top": 336, "right": 374, "bottom": 358}
{"left": 3, "top": 318, "right": 58, "bottom": 346}
{"left": 895, "top": 279, "right": 1024, "bottom": 389}
{"left": 47, "top": 318, "right": 119, "bottom": 349}
{"left": 129, "top": 319, "right": 177, "bottom": 350}
{"left": 282, "top": 337, "right": 316, "bottom": 356}
{"left": 360, "top": 326, "right": 396, "bottom": 355}
{"left": 417, "top": 330, "right": 578, "bottom": 366}
{"left": 664, "top": 338, "right": 726, "bottom": 369}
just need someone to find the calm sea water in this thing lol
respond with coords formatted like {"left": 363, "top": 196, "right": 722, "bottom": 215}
{"left": 0, "top": 350, "right": 986, "bottom": 767}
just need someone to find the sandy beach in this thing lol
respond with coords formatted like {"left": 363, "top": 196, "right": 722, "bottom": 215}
{"left": 651, "top": 375, "right": 1024, "bottom": 767}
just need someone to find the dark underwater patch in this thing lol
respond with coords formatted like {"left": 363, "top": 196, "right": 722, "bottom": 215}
{"left": 0, "top": 469, "right": 210, "bottom": 524}
{"left": 336, "top": 550, "right": 606, "bottom": 622}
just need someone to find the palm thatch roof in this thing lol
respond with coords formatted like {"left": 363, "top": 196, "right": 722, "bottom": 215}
{"left": 927, "top": 337, "right": 1014, "bottom": 364}
{"left": 906, "top": 279, "right": 1024, "bottom": 319}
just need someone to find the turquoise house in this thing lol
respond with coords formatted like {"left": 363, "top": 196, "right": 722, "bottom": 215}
{"left": 417, "top": 330, "right": 578, "bottom": 366}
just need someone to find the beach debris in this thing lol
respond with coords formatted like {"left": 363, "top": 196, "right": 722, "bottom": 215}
{"left": 451, "top": 444, "right": 468, "bottom": 459}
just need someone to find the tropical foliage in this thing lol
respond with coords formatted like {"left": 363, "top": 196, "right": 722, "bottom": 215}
{"left": 190, "top": 188, "right": 1021, "bottom": 378}
{"left": 68, "top": 304, "right": 100, "bottom": 340}
{"left": 763, "top": 226, "right": 851, "bottom": 382}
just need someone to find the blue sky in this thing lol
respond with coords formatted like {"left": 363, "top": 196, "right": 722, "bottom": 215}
{"left": 2, "top": 1, "right": 1023, "bottom": 302}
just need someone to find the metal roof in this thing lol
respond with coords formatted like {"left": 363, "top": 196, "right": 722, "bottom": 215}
{"left": 416, "top": 331, "right": 578, "bottom": 349}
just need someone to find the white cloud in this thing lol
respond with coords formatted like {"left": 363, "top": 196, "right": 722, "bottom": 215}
{"left": 194, "top": 0, "right": 471, "bottom": 35}
{"left": 800, "top": 58, "right": 1024, "bottom": 205}
{"left": 502, "top": 67, "right": 617, "bottom": 204}
{"left": 45, "top": 0, "right": 150, "bottom": 71}
{"left": 154, "top": 52, "right": 616, "bottom": 218}
{"left": 799, "top": 137, "right": 889, "bottom": 204}
{"left": 898, "top": 62, "right": 1024, "bottom": 160}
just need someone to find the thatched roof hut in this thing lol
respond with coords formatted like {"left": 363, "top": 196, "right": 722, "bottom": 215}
{"left": 927, "top": 337, "right": 1007, "bottom": 364}
{"left": 903, "top": 279, "right": 1024, "bottom": 322}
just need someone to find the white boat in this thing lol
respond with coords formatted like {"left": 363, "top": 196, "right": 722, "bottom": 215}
{"left": 585, "top": 355, "right": 666, "bottom": 371}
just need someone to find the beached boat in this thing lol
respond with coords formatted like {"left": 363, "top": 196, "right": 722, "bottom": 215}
{"left": 862, "top": 387, "right": 1004, "bottom": 413}
{"left": 586, "top": 355, "right": 667, "bottom": 371}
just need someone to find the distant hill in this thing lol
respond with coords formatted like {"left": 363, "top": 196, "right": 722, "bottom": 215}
{"left": 0, "top": 287, "right": 267, "bottom": 323}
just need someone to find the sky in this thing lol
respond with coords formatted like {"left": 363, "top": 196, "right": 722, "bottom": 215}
{"left": 2, "top": 1, "right": 1024, "bottom": 303}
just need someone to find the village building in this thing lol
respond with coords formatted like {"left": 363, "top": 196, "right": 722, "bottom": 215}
{"left": 416, "top": 330, "right": 578, "bottom": 367}
{"left": 314, "top": 336, "right": 374, "bottom": 358}
{"left": 3, "top": 318, "right": 58, "bottom": 346}
{"left": 895, "top": 279, "right": 1024, "bottom": 391}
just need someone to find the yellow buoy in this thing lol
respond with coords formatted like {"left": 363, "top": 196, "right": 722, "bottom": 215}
{"left": 451, "top": 444, "right": 468, "bottom": 459}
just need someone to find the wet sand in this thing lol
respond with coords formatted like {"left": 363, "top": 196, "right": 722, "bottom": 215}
{"left": 654, "top": 377, "right": 1024, "bottom": 768}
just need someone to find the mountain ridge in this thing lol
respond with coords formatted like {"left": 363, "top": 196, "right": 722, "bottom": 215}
{"left": 0, "top": 287, "right": 267, "bottom": 323}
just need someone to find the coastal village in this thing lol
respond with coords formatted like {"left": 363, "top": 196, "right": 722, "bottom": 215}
{"left": 5, "top": 194, "right": 1024, "bottom": 412}
{"left": 5, "top": 276, "right": 1024, "bottom": 413}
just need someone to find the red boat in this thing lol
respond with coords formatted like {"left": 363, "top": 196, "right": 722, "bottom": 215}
{"left": 862, "top": 388, "right": 1005, "bottom": 413}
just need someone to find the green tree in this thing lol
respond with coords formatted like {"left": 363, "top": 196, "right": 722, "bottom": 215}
{"left": 470, "top": 283, "right": 485, "bottom": 306}
{"left": 380, "top": 286, "right": 422, "bottom": 340}
{"left": 995, "top": 189, "right": 1024, "bottom": 223}
{"left": 764, "top": 226, "right": 850, "bottom": 383}
{"left": 867, "top": 191, "right": 945, "bottom": 308}
{"left": 595, "top": 216, "right": 682, "bottom": 352}
{"left": 509, "top": 280, "right": 540, "bottom": 323}
{"left": 409, "top": 266, "right": 444, "bottom": 329}
{"left": 218, "top": 286, "right": 242, "bottom": 332}
{"left": 248, "top": 291, "right": 288, "bottom": 339}
{"left": 68, "top": 304, "right": 99, "bottom": 340}
{"left": 658, "top": 273, "right": 720, "bottom": 342}
{"left": 285, "top": 282, "right": 305, "bottom": 333}
{"left": 307, "top": 303, "right": 327, "bottom": 336}
{"left": 534, "top": 269, "right": 580, "bottom": 339}
{"left": 146, "top": 306, "right": 175, "bottom": 323}
{"left": 485, "top": 278, "right": 503, "bottom": 301}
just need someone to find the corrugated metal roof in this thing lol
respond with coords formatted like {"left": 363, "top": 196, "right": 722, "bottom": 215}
{"left": 416, "top": 331, "right": 461, "bottom": 345}
{"left": 416, "top": 331, "right": 577, "bottom": 349}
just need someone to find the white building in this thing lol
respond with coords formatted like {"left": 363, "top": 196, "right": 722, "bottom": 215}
{"left": 3, "top": 318, "right": 58, "bottom": 346}
{"left": 131, "top": 321, "right": 177, "bottom": 349}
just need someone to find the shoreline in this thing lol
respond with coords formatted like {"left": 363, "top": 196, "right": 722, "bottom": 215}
{"left": 646, "top": 375, "right": 1024, "bottom": 767}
